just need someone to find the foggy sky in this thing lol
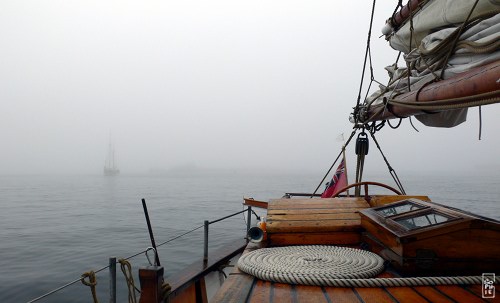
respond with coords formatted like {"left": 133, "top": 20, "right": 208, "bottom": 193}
{"left": 1, "top": 1, "right": 499, "bottom": 175}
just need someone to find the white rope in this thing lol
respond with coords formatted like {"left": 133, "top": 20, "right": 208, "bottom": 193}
{"left": 238, "top": 245, "right": 384, "bottom": 286}
{"left": 237, "top": 245, "right": 495, "bottom": 287}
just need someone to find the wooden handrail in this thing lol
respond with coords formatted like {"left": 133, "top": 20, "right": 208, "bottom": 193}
{"left": 243, "top": 198, "right": 268, "bottom": 209}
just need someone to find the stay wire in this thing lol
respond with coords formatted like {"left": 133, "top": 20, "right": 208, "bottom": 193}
{"left": 368, "top": 131, "right": 406, "bottom": 195}
{"left": 354, "top": 0, "right": 377, "bottom": 123}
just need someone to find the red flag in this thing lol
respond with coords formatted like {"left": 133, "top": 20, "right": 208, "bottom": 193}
{"left": 321, "top": 158, "right": 347, "bottom": 198}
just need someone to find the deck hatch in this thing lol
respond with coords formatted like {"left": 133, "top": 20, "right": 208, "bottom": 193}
{"left": 375, "top": 200, "right": 425, "bottom": 217}
{"left": 393, "top": 210, "right": 457, "bottom": 231}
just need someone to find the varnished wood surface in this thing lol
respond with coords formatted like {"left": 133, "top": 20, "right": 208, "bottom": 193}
{"left": 268, "top": 198, "right": 369, "bottom": 209}
{"left": 167, "top": 238, "right": 247, "bottom": 301}
{"left": 268, "top": 232, "right": 360, "bottom": 246}
{"left": 367, "top": 195, "right": 431, "bottom": 207}
{"left": 267, "top": 219, "right": 362, "bottom": 233}
{"left": 360, "top": 198, "right": 500, "bottom": 275}
{"left": 266, "top": 198, "right": 369, "bottom": 246}
{"left": 243, "top": 198, "right": 268, "bottom": 209}
{"left": 211, "top": 264, "right": 487, "bottom": 303}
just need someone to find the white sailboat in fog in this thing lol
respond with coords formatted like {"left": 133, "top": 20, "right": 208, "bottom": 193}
{"left": 104, "top": 139, "right": 120, "bottom": 176}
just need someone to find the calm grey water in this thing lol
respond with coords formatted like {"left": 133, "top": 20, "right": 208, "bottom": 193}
{"left": 1, "top": 172, "right": 498, "bottom": 303}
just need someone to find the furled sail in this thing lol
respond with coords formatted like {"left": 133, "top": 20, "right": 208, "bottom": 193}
{"left": 356, "top": 0, "right": 500, "bottom": 127}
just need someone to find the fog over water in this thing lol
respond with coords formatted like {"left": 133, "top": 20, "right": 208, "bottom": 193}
{"left": 1, "top": 1, "right": 499, "bottom": 176}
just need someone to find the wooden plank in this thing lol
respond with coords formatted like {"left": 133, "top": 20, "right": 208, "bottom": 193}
{"left": 248, "top": 279, "right": 272, "bottom": 303}
{"left": 267, "top": 212, "right": 360, "bottom": 221}
{"left": 268, "top": 208, "right": 365, "bottom": 215}
{"left": 412, "top": 286, "right": 456, "bottom": 303}
{"left": 266, "top": 219, "right": 362, "bottom": 233}
{"left": 355, "top": 288, "right": 396, "bottom": 303}
{"left": 368, "top": 195, "right": 431, "bottom": 207}
{"left": 464, "top": 284, "right": 486, "bottom": 299}
{"left": 269, "top": 203, "right": 369, "bottom": 210}
{"left": 271, "top": 283, "right": 294, "bottom": 303}
{"left": 405, "top": 228, "right": 500, "bottom": 259}
{"left": 210, "top": 273, "right": 255, "bottom": 303}
{"left": 268, "top": 232, "right": 360, "bottom": 246}
{"left": 435, "top": 285, "right": 487, "bottom": 303}
{"left": 294, "top": 285, "right": 329, "bottom": 303}
{"left": 385, "top": 287, "right": 429, "bottom": 303}
{"left": 270, "top": 198, "right": 368, "bottom": 207}
{"left": 324, "top": 287, "right": 362, "bottom": 303}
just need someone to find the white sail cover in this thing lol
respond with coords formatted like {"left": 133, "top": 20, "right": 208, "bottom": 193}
{"left": 366, "top": 2, "right": 500, "bottom": 127}
{"left": 388, "top": 0, "right": 500, "bottom": 53}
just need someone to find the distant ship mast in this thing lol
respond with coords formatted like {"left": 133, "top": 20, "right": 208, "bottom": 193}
{"left": 104, "top": 138, "right": 120, "bottom": 176}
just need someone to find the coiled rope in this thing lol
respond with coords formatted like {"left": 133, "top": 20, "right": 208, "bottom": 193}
{"left": 238, "top": 245, "right": 498, "bottom": 287}
{"left": 118, "top": 259, "right": 138, "bottom": 303}
{"left": 238, "top": 245, "right": 384, "bottom": 286}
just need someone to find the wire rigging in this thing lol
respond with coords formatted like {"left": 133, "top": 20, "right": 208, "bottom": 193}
{"left": 354, "top": 0, "right": 378, "bottom": 124}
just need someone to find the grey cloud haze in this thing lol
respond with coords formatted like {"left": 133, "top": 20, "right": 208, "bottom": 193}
{"left": 1, "top": 1, "right": 499, "bottom": 175}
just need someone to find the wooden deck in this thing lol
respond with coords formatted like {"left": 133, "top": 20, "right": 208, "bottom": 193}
{"left": 210, "top": 242, "right": 487, "bottom": 303}
{"left": 210, "top": 197, "right": 489, "bottom": 303}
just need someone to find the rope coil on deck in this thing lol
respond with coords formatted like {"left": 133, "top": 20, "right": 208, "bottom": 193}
{"left": 238, "top": 245, "right": 385, "bottom": 286}
{"left": 238, "top": 245, "right": 498, "bottom": 287}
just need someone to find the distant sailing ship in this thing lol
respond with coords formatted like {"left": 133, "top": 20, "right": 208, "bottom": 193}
{"left": 103, "top": 139, "right": 120, "bottom": 176}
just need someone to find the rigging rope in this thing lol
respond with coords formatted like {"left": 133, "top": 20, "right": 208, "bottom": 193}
{"left": 368, "top": 131, "right": 406, "bottom": 195}
{"left": 438, "top": 0, "right": 481, "bottom": 81}
{"left": 409, "top": 116, "right": 420, "bottom": 132}
{"left": 238, "top": 245, "right": 499, "bottom": 287}
{"left": 354, "top": 0, "right": 377, "bottom": 124}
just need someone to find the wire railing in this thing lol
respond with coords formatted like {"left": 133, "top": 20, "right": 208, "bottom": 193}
{"left": 26, "top": 206, "right": 257, "bottom": 303}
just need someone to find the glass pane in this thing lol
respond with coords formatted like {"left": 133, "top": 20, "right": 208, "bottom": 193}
{"left": 376, "top": 201, "right": 424, "bottom": 217}
{"left": 395, "top": 212, "right": 453, "bottom": 230}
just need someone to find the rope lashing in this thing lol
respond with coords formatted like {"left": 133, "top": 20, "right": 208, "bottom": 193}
{"left": 118, "top": 259, "right": 138, "bottom": 303}
{"left": 238, "top": 245, "right": 498, "bottom": 287}
{"left": 238, "top": 245, "right": 385, "bottom": 286}
{"left": 81, "top": 271, "right": 99, "bottom": 303}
